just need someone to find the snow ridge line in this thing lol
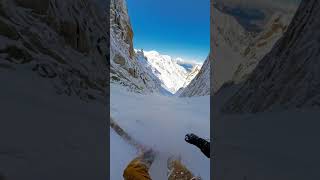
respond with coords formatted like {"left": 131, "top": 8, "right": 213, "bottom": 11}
{"left": 110, "top": 117, "right": 146, "bottom": 153}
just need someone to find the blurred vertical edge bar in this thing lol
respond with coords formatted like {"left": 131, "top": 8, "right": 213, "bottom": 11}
{"left": 210, "top": 0, "right": 215, "bottom": 180}
{"left": 106, "top": 0, "right": 111, "bottom": 179}
{"left": 0, "top": 0, "right": 110, "bottom": 179}
{"left": 212, "top": 0, "right": 320, "bottom": 179}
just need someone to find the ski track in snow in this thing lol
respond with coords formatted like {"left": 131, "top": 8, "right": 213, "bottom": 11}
{"left": 110, "top": 84, "right": 210, "bottom": 180}
{"left": 110, "top": 128, "right": 137, "bottom": 180}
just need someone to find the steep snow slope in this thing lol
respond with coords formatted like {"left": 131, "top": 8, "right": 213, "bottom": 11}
{"left": 180, "top": 57, "right": 210, "bottom": 97}
{"left": 110, "top": 85, "right": 210, "bottom": 179}
{"left": 110, "top": 0, "right": 162, "bottom": 94}
{"left": 175, "top": 64, "right": 202, "bottom": 96}
{"left": 110, "top": 128, "right": 138, "bottom": 180}
{"left": 141, "top": 50, "right": 190, "bottom": 94}
{"left": 0, "top": 0, "right": 109, "bottom": 102}
{"left": 224, "top": 0, "right": 320, "bottom": 113}
{"left": 183, "top": 64, "right": 202, "bottom": 87}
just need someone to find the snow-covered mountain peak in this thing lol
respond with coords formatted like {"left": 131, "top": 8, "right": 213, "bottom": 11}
{"left": 131, "top": 49, "right": 203, "bottom": 95}
{"left": 139, "top": 50, "right": 191, "bottom": 94}
{"left": 144, "top": 50, "right": 176, "bottom": 64}
{"left": 143, "top": 50, "right": 159, "bottom": 56}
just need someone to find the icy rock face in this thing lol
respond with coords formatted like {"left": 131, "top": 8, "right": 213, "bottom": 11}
{"left": 224, "top": 0, "right": 320, "bottom": 113}
{"left": 181, "top": 3, "right": 295, "bottom": 97}
{"left": 180, "top": 56, "right": 210, "bottom": 97}
{"left": 184, "top": 6, "right": 248, "bottom": 96}
{"left": 110, "top": 0, "right": 133, "bottom": 58}
{"left": 212, "top": 6, "right": 295, "bottom": 93}
{"left": 110, "top": 0, "right": 162, "bottom": 94}
{"left": 0, "top": 0, "right": 108, "bottom": 103}
{"left": 232, "top": 12, "right": 295, "bottom": 83}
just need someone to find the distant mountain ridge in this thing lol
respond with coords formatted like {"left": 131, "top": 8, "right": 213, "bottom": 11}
{"left": 110, "top": 0, "right": 202, "bottom": 95}
{"left": 136, "top": 50, "right": 202, "bottom": 94}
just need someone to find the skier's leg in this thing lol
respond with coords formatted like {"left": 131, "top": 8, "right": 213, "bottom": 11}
{"left": 123, "top": 150, "right": 156, "bottom": 180}
{"left": 167, "top": 156, "right": 201, "bottom": 180}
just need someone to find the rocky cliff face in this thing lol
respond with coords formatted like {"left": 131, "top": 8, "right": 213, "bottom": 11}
{"left": 212, "top": 5, "right": 295, "bottom": 93}
{"left": 224, "top": 0, "right": 320, "bottom": 113}
{"left": 181, "top": 6, "right": 250, "bottom": 97}
{"left": 176, "top": 62, "right": 204, "bottom": 97}
{"left": 110, "top": 0, "right": 133, "bottom": 58}
{"left": 0, "top": 0, "right": 108, "bottom": 103}
{"left": 182, "top": 64, "right": 201, "bottom": 87}
{"left": 232, "top": 12, "right": 294, "bottom": 83}
{"left": 211, "top": 7, "right": 248, "bottom": 93}
{"left": 181, "top": 2, "right": 296, "bottom": 98}
{"left": 179, "top": 56, "right": 210, "bottom": 97}
{"left": 110, "top": 0, "right": 162, "bottom": 94}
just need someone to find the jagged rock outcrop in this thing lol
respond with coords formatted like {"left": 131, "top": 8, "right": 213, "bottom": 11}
{"left": 211, "top": 7, "right": 248, "bottom": 93}
{"left": 110, "top": 0, "right": 162, "bottom": 94}
{"left": 212, "top": 5, "right": 295, "bottom": 93}
{"left": 181, "top": 6, "right": 248, "bottom": 97}
{"left": 175, "top": 64, "right": 201, "bottom": 96}
{"left": 183, "top": 64, "right": 201, "bottom": 86}
{"left": 224, "top": 0, "right": 320, "bottom": 113}
{"left": 179, "top": 56, "right": 210, "bottom": 97}
{"left": 181, "top": 2, "right": 296, "bottom": 98}
{"left": 232, "top": 12, "right": 294, "bottom": 83}
{"left": 0, "top": 0, "right": 108, "bottom": 103}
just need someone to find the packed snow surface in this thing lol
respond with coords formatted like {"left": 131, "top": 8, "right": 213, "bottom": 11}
{"left": 110, "top": 128, "right": 137, "bottom": 180}
{"left": 110, "top": 84, "right": 210, "bottom": 179}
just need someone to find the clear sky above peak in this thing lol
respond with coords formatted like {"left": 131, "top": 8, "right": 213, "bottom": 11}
{"left": 127, "top": 0, "right": 210, "bottom": 63}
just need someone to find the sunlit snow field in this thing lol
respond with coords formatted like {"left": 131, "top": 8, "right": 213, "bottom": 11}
{"left": 110, "top": 84, "right": 210, "bottom": 180}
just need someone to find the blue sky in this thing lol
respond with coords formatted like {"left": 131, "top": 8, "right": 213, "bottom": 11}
{"left": 127, "top": 0, "right": 210, "bottom": 63}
